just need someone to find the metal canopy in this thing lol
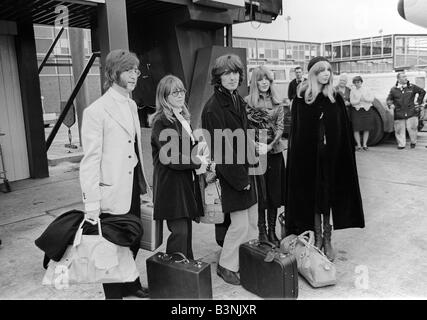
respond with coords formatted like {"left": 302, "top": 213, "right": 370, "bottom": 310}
{"left": 0, "top": 0, "right": 191, "bottom": 29}
{"left": 0, "top": 0, "right": 99, "bottom": 28}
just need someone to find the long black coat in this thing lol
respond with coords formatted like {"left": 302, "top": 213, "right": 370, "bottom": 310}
{"left": 285, "top": 92, "right": 365, "bottom": 233}
{"left": 201, "top": 86, "right": 257, "bottom": 213}
{"left": 151, "top": 113, "right": 204, "bottom": 221}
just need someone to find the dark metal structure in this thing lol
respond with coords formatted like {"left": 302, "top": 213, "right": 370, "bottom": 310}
{"left": 0, "top": 0, "right": 282, "bottom": 179}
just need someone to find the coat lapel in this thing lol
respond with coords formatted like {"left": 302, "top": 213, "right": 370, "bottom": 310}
{"left": 216, "top": 88, "right": 245, "bottom": 127}
{"left": 103, "top": 94, "right": 134, "bottom": 138}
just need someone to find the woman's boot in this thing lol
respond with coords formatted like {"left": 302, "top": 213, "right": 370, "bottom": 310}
{"left": 258, "top": 208, "right": 269, "bottom": 243}
{"left": 267, "top": 209, "right": 280, "bottom": 246}
{"left": 314, "top": 213, "right": 323, "bottom": 249}
{"left": 322, "top": 212, "right": 336, "bottom": 261}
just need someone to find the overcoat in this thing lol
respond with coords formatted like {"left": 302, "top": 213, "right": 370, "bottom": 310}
{"left": 285, "top": 91, "right": 365, "bottom": 233}
{"left": 79, "top": 88, "right": 150, "bottom": 215}
{"left": 151, "top": 113, "right": 204, "bottom": 221}
{"left": 201, "top": 86, "right": 257, "bottom": 214}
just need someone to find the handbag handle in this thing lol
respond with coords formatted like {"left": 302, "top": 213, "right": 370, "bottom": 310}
{"left": 297, "top": 232, "right": 330, "bottom": 259}
{"left": 297, "top": 231, "right": 314, "bottom": 245}
{"left": 73, "top": 219, "right": 103, "bottom": 247}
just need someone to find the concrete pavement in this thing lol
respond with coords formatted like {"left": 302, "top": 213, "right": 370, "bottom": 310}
{"left": 1, "top": 133, "right": 427, "bottom": 300}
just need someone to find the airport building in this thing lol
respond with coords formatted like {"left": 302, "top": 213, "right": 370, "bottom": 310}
{"left": 233, "top": 34, "right": 427, "bottom": 74}
{"left": 323, "top": 34, "right": 427, "bottom": 74}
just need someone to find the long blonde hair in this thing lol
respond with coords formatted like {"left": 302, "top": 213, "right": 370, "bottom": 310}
{"left": 247, "top": 65, "right": 281, "bottom": 107}
{"left": 298, "top": 60, "right": 335, "bottom": 105}
{"left": 151, "top": 75, "right": 191, "bottom": 125}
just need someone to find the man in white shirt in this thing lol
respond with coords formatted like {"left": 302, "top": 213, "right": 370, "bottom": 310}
{"left": 80, "top": 49, "right": 150, "bottom": 299}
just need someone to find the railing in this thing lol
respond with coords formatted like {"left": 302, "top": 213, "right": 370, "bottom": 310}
{"left": 38, "top": 27, "right": 64, "bottom": 74}
{"left": 46, "top": 52, "right": 100, "bottom": 150}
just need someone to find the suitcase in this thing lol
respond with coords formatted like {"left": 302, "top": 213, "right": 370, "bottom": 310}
{"left": 239, "top": 240, "right": 298, "bottom": 299}
{"left": 146, "top": 252, "right": 213, "bottom": 299}
{"left": 140, "top": 198, "right": 163, "bottom": 251}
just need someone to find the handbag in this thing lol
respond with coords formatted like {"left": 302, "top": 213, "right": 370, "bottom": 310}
{"left": 280, "top": 231, "right": 336, "bottom": 288}
{"left": 42, "top": 220, "right": 139, "bottom": 287}
{"left": 198, "top": 172, "right": 224, "bottom": 224}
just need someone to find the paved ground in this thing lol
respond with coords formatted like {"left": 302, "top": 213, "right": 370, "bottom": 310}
{"left": 1, "top": 131, "right": 427, "bottom": 300}
{"left": 45, "top": 124, "right": 83, "bottom": 166}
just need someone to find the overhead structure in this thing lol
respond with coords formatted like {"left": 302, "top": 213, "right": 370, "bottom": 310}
{"left": 0, "top": 0, "right": 282, "bottom": 180}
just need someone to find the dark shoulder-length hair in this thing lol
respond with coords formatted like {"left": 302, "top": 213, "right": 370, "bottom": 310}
{"left": 104, "top": 49, "right": 140, "bottom": 90}
{"left": 211, "top": 54, "right": 245, "bottom": 87}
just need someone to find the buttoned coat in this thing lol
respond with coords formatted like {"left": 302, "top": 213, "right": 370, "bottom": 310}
{"left": 201, "top": 86, "right": 257, "bottom": 214}
{"left": 79, "top": 88, "right": 150, "bottom": 215}
{"left": 151, "top": 113, "right": 204, "bottom": 221}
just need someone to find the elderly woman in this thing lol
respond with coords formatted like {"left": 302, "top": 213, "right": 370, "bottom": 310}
{"left": 245, "top": 65, "right": 286, "bottom": 246}
{"left": 350, "top": 76, "right": 375, "bottom": 151}
{"left": 335, "top": 74, "right": 352, "bottom": 117}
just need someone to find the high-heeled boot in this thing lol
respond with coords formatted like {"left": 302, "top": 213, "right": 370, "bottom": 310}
{"left": 314, "top": 213, "right": 323, "bottom": 249}
{"left": 257, "top": 208, "right": 269, "bottom": 243}
{"left": 267, "top": 209, "right": 280, "bottom": 246}
{"left": 322, "top": 212, "right": 336, "bottom": 261}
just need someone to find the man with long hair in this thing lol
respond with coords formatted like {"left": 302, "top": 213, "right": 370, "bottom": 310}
{"left": 80, "top": 49, "right": 150, "bottom": 299}
{"left": 201, "top": 54, "right": 258, "bottom": 286}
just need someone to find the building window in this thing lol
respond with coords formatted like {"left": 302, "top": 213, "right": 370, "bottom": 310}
{"left": 35, "top": 39, "right": 53, "bottom": 54}
{"left": 324, "top": 44, "right": 332, "bottom": 59}
{"left": 383, "top": 36, "right": 392, "bottom": 55}
{"left": 258, "top": 47, "right": 265, "bottom": 59}
{"left": 34, "top": 25, "right": 53, "bottom": 38}
{"left": 333, "top": 44, "right": 341, "bottom": 59}
{"left": 395, "top": 37, "right": 405, "bottom": 54}
{"left": 372, "top": 38, "right": 382, "bottom": 55}
{"left": 342, "top": 43, "right": 350, "bottom": 58}
{"left": 362, "top": 40, "right": 371, "bottom": 56}
{"left": 352, "top": 40, "right": 360, "bottom": 57}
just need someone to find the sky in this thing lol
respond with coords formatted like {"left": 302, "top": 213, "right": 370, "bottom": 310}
{"left": 233, "top": 0, "right": 427, "bottom": 43}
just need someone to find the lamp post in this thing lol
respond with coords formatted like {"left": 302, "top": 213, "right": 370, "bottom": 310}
{"left": 285, "top": 16, "right": 291, "bottom": 40}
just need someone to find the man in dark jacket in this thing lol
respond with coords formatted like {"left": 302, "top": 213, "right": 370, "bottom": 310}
{"left": 201, "top": 54, "right": 258, "bottom": 286}
{"left": 287, "top": 66, "right": 304, "bottom": 102}
{"left": 387, "top": 72, "right": 426, "bottom": 149}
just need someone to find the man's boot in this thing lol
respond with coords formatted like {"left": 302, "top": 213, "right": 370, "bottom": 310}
{"left": 322, "top": 212, "right": 336, "bottom": 261}
{"left": 258, "top": 208, "right": 268, "bottom": 243}
{"left": 267, "top": 209, "right": 280, "bottom": 246}
{"left": 314, "top": 213, "right": 323, "bottom": 249}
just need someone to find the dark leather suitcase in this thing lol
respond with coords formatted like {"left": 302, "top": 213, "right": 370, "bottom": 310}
{"left": 239, "top": 240, "right": 298, "bottom": 299}
{"left": 146, "top": 252, "right": 213, "bottom": 299}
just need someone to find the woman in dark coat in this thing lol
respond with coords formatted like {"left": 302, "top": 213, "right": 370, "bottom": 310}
{"left": 245, "top": 65, "right": 286, "bottom": 246}
{"left": 285, "top": 57, "right": 365, "bottom": 261}
{"left": 201, "top": 54, "right": 258, "bottom": 286}
{"left": 151, "top": 75, "right": 205, "bottom": 260}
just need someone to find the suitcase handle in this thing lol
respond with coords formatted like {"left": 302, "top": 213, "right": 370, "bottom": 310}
{"left": 258, "top": 240, "right": 277, "bottom": 249}
{"left": 162, "top": 252, "right": 190, "bottom": 264}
